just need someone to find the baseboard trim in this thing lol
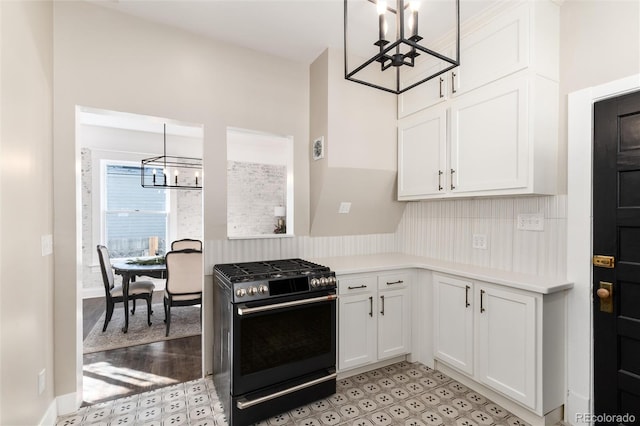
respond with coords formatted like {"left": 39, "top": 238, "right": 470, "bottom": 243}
{"left": 566, "top": 391, "right": 591, "bottom": 425}
{"left": 56, "top": 391, "right": 80, "bottom": 418}
{"left": 38, "top": 399, "right": 58, "bottom": 426}
{"left": 337, "top": 355, "right": 408, "bottom": 380}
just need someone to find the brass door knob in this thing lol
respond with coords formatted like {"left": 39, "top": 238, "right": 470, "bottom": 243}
{"left": 597, "top": 288, "right": 610, "bottom": 299}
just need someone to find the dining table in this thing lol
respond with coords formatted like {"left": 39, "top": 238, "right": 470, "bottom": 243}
{"left": 112, "top": 262, "right": 166, "bottom": 333}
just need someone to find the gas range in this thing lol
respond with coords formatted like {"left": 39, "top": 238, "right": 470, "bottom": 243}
{"left": 214, "top": 258, "right": 336, "bottom": 303}
{"left": 213, "top": 258, "right": 337, "bottom": 425}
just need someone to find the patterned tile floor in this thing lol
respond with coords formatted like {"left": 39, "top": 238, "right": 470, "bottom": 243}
{"left": 56, "top": 361, "right": 532, "bottom": 426}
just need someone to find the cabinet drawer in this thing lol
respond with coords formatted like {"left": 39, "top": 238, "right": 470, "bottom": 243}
{"left": 338, "top": 276, "right": 375, "bottom": 295}
{"left": 377, "top": 273, "right": 410, "bottom": 291}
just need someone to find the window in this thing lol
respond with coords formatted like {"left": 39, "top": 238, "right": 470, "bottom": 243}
{"left": 103, "top": 162, "right": 169, "bottom": 258}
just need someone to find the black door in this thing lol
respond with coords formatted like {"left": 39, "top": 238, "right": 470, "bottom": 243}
{"left": 593, "top": 90, "right": 640, "bottom": 424}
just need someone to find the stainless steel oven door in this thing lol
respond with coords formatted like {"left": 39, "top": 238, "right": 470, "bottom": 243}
{"left": 231, "top": 291, "right": 337, "bottom": 396}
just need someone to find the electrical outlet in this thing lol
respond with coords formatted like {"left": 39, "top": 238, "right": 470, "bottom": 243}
{"left": 517, "top": 213, "right": 544, "bottom": 231}
{"left": 38, "top": 369, "right": 46, "bottom": 395}
{"left": 472, "top": 234, "right": 487, "bottom": 249}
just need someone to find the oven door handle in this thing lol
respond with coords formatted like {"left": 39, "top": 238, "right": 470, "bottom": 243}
{"left": 236, "top": 370, "right": 337, "bottom": 410}
{"left": 236, "top": 294, "right": 337, "bottom": 316}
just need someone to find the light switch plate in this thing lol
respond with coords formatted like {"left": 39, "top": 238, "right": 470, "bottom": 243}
{"left": 41, "top": 234, "right": 53, "bottom": 256}
{"left": 338, "top": 202, "right": 351, "bottom": 214}
{"left": 38, "top": 369, "right": 46, "bottom": 395}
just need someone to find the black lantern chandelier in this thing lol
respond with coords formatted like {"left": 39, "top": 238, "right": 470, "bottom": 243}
{"left": 344, "top": 0, "right": 460, "bottom": 94}
{"left": 141, "top": 123, "right": 202, "bottom": 190}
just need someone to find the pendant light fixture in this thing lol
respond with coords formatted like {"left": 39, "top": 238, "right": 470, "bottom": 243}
{"left": 344, "top": 0, "right": 460, "bottom": 94}
{"left": 141, "top": 123, "right": 203, "bottom": 190}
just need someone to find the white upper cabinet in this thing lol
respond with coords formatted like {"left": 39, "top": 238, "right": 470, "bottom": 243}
{"left": 398, "top": 53, "right": 452, "bottom": 118}
{"left": 398, "top": 106, "right": 447, "bottom": 198}
{"left": 449, "top": 73, "right": 529, "bottom": 194}
{"left": 397, "top": 0, "right": 559, "bottom": 200}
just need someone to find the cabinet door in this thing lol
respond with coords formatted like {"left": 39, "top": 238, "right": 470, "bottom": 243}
{"left": 450, "top": 74, "right": 528, "bottom": 194}
{"left": 378, "top": 287, "right": 411, "bottom": 360}
{"left": 455, "top": 4, "right": 529, "bottom": 96}
{"left": 433, "top": 275, "right": 474, "bottom": 375}
{"left": 398, "top": 107, "right": 448, "bottom": 200}
{"left": 477, "top": 284, "right": 536, "bottom": 408}
{"left": 338, "top": 293, "right": 377, "bottom": 371}
{"left": 398, "top": 56, "right": 450, "bottom": 118}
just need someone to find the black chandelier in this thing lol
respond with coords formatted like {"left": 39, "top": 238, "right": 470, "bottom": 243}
{"left": 141, "top": 123, "right": 202, "bottom": 190}
{"left": 344, "top": 0, "right": 460, "bottom": 94}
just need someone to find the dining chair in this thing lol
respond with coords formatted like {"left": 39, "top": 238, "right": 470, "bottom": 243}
{"left": 171, "top": 238, "right": 202, "bottom": 251}
{"left": 164, "top": 248, "right": 203, "bottom": 336}
{"left": 96, "top": 245, "right": 155, "bottom": 332}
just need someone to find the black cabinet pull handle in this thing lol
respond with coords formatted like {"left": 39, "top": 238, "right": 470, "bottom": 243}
{"left": 480, "top": 289, "right": 486, "bottom": 313}
{"left": 451, "top": 72, "right": 457, "bottom": 94}
{"left": 438, "top": 170, "right": 443, "bottom": 191}
{"left": 439, "top": 77, "right": 444, "bottom": 98}
{"left": 369, "top": 296, "right": 373, "bottom": 317}
{"left": 465, "top": 285, "right": 470, "bottom": 308}
{"left": 386, "top": 280, "right": 404, "bottom": 286}
{"left": 380, "top": 295, "right": 385, "bottom": 315}
{"left": 348, "top": 285, "right": 367, "bottom": 290}
{"left": 450, "top": 169, "right": 456, "bottom": 190}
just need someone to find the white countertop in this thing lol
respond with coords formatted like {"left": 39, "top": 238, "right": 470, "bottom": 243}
{"left": 309, "top": 253, "right": 573, "bottom": 294}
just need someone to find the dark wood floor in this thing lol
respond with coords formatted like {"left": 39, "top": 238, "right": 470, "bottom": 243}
{"left": 83, "top": 293, "right": 202, "bottom": 406}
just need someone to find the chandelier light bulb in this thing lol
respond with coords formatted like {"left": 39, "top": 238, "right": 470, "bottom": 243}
{"left": 377, "top": 0, "right": 387, "bottom": 15}
{"left": 410, "top": 0, "right": 420, "bottom": 11}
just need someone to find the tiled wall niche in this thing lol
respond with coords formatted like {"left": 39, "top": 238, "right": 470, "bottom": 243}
{"left": 226, "top": 161, "right": 287, "bottom": 237}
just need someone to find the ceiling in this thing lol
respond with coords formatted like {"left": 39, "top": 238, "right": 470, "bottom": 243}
{"left": 89, "top": 0, "right": 496, "bottom": 65}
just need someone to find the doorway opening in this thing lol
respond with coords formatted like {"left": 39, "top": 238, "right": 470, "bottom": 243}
{"left": 77, "top": 107, "right": 204, "bottom": 405}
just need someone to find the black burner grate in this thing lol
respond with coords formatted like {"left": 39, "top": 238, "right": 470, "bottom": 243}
{"left": 214, "top": 258, "right": 329, "bottom": 282}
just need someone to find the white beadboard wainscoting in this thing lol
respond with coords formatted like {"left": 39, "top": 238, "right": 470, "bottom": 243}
{"left": 396, "top": 195, "right": 568, "bottom": 279}
{"left": 203, "top": 194, "right": 567, "bottom": 280}
{"left": 203, "top": 233, "right": 401, "bottom": 272}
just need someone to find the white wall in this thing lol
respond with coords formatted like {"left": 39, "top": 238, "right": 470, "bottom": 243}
{"left": 308, "top": 49, "right": 406, "bottom": 236}
{"left": 557, "top": 0, "right": 640, "bottom": 194}
{"left": 0, "top": 1, "right": 55, "bottom": 424}
{"left": 53, "top": 0, "right": 310, "bottom": 405}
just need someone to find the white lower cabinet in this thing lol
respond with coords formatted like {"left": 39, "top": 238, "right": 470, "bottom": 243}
{"left": 476, "top": 284, "right": 536, "bottom": 408}
{"left": 433, "top": 275, "right": 474, "bottom": 375}
{"left": 433, "top": 273, "right": 559, "bottom": 415}
{"left": 338, "top": 271, "right": 411, "bottom": 372}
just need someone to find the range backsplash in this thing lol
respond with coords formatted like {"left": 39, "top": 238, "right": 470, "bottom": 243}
{"left": 203, "top": 194, "right": 567, "bottom": 280}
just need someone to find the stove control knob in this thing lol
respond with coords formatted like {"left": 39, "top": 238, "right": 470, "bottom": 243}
{"left": 320, "top": 277, "right": 328, "bottom": 286}
{"left": 328, "top": 276, "right": 336, "bottom": 285}
{"left": 247, "top": 286, "right": 258, "bottom": 296}
{"left": 236, "top": 288, "right": 246, "bottom": 298}
{"left": 310, "top": 278, "right": 320, "bottom": 288}
{"left": 258, "top": 284, "right": 269, "bottom": 294}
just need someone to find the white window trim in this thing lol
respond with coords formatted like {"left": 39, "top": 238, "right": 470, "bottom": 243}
{"left": 89, "top": 150, "right": 176, "bottom": 265}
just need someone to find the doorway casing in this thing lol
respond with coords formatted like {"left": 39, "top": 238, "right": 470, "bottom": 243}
{"left": 567, "top": 73, "right": 640, "bottom": 423}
